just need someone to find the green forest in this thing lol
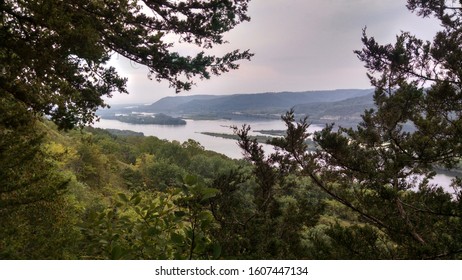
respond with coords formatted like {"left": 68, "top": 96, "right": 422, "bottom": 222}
{"left": 104, "top": 113, "right": 187, "bottom": 125}
{"left": 1, "top": 0, "right": 462, "bottom": 259}
{"left": 0, "top": 113, "right": 338, "bottom": 259}
{"left": 1, "top": 104, "right": 461, "bottom": 259}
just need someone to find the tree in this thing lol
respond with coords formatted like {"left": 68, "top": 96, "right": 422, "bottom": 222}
{"left": 0, "top": 95, "right": 68, "bottom": 210}
{"left": 0, "top": 95, "right": 74, "bottom": 259}
{"left": 0, "top": 0, "right": 253, "bottom": 129}
{"left": 0, "top": 1, "right": 252, "bottom": 256}
{"left": 80, "top": 176, "right": 221, "bottom": 260}
{"left": 237, "top": 1, "right": 462, "bottom": 259}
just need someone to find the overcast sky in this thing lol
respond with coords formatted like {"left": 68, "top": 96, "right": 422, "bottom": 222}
{"left": 107, "top": 0, "right": 441, "bottom": 104}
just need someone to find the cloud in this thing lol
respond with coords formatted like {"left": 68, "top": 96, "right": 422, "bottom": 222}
{"left": 108, "top": 0, "right": 441, "bottom": 104}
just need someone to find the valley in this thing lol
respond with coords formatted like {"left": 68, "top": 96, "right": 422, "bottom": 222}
{"left": 98, "top": 89, "right": 375, "bottom": 127}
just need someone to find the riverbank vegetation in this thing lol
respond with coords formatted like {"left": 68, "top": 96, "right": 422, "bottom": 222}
{"left": 200, "top": 131, "right": 272, "bottom": 142}
{"left": 0, "top": 118, "right": 325, "bottom": 259}
{"left": 201, "top": 131, "right": 317, "bottom": 152}
{"left": 2, "top": 0, "right": 462, "bottom": 260}
{"left": 1, "top": 114, "right": 460, "bottom": 259}
{"left": 104, "top": 113, "right": 187, "bottom": 125}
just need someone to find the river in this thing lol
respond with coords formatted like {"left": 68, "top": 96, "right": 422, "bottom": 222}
{"left": 93, "top": 118, "right": 457, "bottom": 192}
{"left": 93, "top": 118, "right": 323, "bottom": 159}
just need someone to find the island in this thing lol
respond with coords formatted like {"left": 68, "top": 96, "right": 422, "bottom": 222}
{"left": 103, "top": 113, "right": 187, "bottom": 125}
{"left": 201, "top": 131, "right": 317, "bottom": 151}
{"left": 200, "top": 132, "right": 273, "bottom": 143}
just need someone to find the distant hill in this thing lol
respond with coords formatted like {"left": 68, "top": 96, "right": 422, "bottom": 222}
{"left": 99, "top": 89, "right": 376, "bottom": 126}
{"left": 294, "top": 92, "right": 375, "bottom": 126}
{"left": 145, "top": 89, "right": 373, "bottom": 113}
{"left": 144, "top": 95, "right": 219, "bottom": 112}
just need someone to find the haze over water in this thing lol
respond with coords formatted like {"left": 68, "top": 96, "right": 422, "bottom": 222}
{"left": 93, "top": 118, "right": 455, "bottom": 192}
{"left": 94, "top": 118, "right": 323, "bottom": 159}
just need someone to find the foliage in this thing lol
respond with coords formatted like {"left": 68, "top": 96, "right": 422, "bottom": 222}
{"left": 5, "top": 0, "right": 462, "bottom": 261}
{"left": 0, "top": 120, "right": 250, "bottom": 259}
{"left": 0, "top": 118, "right": 334, "bottom": 259}
{"left": 107, "top": 113, "right": 187, "bottom": 125}
{"left": 350, "top": 0, "right": 462, "bottom": 257}
{"left": 0, "top": 96, "right": 68, "bottom": 209}
{"left": 81, "top": 176, "right": 221, "bottom": 260}
{"left": 235, "top": 0, "right": 462, "bottom": 259}
{"left": 218, "top": 125, "right": 327, "bottom": 258}
{"left": 237, "top": 107, "right": 462, "bottom": 259}
{"left": 0, "top": 96, "right": 79, "bottom": 259}
{"left": 1, "top": 0, "right": 253, "bottom": 129}
{"left": 81, "top": 190, "right": 184, "bottom": 259}
{"left": 105, "top": 89, "right": 374, "bottom": 125}
{"left": 0, "top": 0, "right": 253, "bottom": 259}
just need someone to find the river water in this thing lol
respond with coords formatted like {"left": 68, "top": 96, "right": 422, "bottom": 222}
{"left": 94, "top": 118, "right": 323, "bottom": 159}
{"left": 93, "top": 118, "right": 457, "bottom": 192}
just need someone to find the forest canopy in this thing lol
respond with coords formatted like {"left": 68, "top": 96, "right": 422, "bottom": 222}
{"left": 1, "top": 0, "right": 462, "bottom": 260}
{"left": 0, "top": 0, "right": 252, "bottom": 129}
{"left": 235, "top": 0, "right": 462, "bottom": 259}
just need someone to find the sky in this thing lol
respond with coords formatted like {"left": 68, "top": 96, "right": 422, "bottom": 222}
{"left": 107, "top": 0, "right": 441, "bottom": 105}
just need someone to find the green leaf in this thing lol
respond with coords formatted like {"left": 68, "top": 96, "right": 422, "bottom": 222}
{"left": 147, "top": 227, "right": 161, "bottom": 236}
{"left": 198, "top": 210, "right": 213, "bottom": 221}
{"left": 114, "top": 201, "right": 124, "bottom": 208}
{"left": 117, "top": 193, "right": 129, "bottom": 203}
{"left": 170, "top": 232, "right": 184, "bottom": 244}
{"left": 174, "top": 211, "right": 186, "bottom": 217}
{"left": 184, "top": 174, "right": 198, "bottom": 186}
{"left": 200, "top": 187, "right": 219, "bottom": 201}
{"left": 111, "top": 245, "right": 124, "bottom": 260}
{"left": 131, "top": 195, "right": 142, "bottom": 206}
{"left": 212, "top": 243, "right": 222, "bottom": 259}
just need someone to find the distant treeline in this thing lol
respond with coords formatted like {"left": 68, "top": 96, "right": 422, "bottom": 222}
{"left": 104, "top": 113, "right": 187, "bottom": 125}
{"left": 98, "top": 89, "right": 375, "bottom": 126}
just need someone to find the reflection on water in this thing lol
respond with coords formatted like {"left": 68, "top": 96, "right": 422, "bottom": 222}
{"left": 93, "top": 118, "right": 323, "bottom": 159}
{"left": 93, "top": 118, "right": 459, "bottom": 194}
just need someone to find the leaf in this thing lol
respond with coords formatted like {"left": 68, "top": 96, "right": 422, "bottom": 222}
{"left": 198, "top": 210, "right": 214, "bottom": 221}
{"left": 200, "top": 187, "right": 219, "bottom": 201}
{"left": 131, "top": 195, "right": 142, "bottom": 206}
{"left": 174, "top": 211, "right": 186, "bottom": 217}
{"left": 170, "top": 232, "right": 184, "bottom": 244}
{"left": 111, "top": 245, "right": 124, "bottom": 260}
{"left": 184, "top": 174, "right": 198, "bottom": 186}
{"left": 117, "top": 193, "right": 129, "bottom": 203}
{"left": 212, "top": 243, "right": 222, "bottom": 259}
{"left": 147, "top": 227, "right": 161, "bottom": 236}
{"left": 99, "top": 239, "right": 109, "bottom": 245}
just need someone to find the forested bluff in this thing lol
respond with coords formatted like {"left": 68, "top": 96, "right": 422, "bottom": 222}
{"left": 2, "top": 0, "right": 462, "bottom": 260}
{"left": 1, "top": 113, "right": 461, "bottom": 259}
{"left": 1, "top": 117, "right": 325, "bottom": 259}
